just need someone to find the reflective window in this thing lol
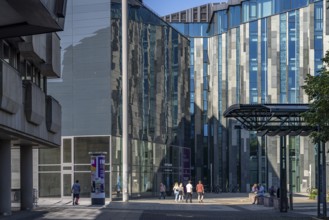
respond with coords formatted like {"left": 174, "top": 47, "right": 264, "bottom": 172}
{"left": 229, "top": 5, "right": 241, "bottom": 28}
{"left": 188, "top": 23, "right": 209, "bottom": 37}
{"left": 217, "top": 10, "right": 228, "bottom": 34}
{"left": 250, "top": 1, "right": 257, "bottom": 19}
{"left": 74, "top": 137, "right": 109, "bottom": 164}
{"left": 280, "top": 14, "right": 287, "bottom": 103}
{"left": 242, "top": 2, "right": 250, "bottom": 22}
{"left": 260, "top": 18, "right": 268, "bottom": 103}
{"left": 236, "top": 27, "right": 241, "bottom": 103}
{"left": 249, "top": 21, "right": 258, "bottom": 104}
{"left": 39, "top": 173, "right": 61, "bottom": 197}
{"left": 2, "top": 41, "right": 10, "bottom": 63}
{"left": 258, "top": 0, "right": 273, "bottom": 18}
{"left": 63, "top": 138, "right": 72, "bottom": 163}
{"left": 288, "top": 10, "right": 300, "bottom": 103}
{"left": 39, "top": 148, "right": 60, "bottom": 164}
{"left": 314, "top": 1, "right": 323, "bottom": 74}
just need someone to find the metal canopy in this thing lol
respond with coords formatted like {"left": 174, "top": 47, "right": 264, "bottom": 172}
{"left": 223, "top": 103, "right": 314, "bottom": 136}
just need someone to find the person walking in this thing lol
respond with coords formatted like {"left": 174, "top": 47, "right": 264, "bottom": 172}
{"left": 159, "top": 182, "right": 166, "bottom": 199}
{"left": 71, "top": 180, "right": 81, "bottom": 205}
{"left": 185, "top": 180, "right": 193, "bottom": 203}
{"left": 196, "top": 180, "right": 204, "bottom": 203}
{"left": 173, "top": 182, "right": 179, "bottom": 202}
{"left": 178, "top": 183, "right": 184, "bottom": 202}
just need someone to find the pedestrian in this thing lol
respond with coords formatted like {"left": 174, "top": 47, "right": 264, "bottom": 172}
{"left": 159, "top": 182, "right": 166, "bottom": 199}
{"left": 269, "top": 185, "right": 275, "bottom": 196}
{"left": 252, "top": 183, "right": 264, "bottom": 204}
{"left": 251, "top": 183, "right": 258, "bottom": 193}
{"left": 196, "top": 180, "right": 204, "bottom": 203}
{"left": 185, "top": 180, "right": 193, "bottom": 203}
{"left": 173, "top": 182, "right": 179, "bottom": 202}
{"left": 71, "top": 180, "right": 81, "bottom": 205}
{"left": 178, "top": 183, "right": 184, "bottom": 201}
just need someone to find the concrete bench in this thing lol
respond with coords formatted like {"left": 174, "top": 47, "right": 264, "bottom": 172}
{"left": 263, "top": 196, "right": 274, "bottom": 207}
{"left": 257, "top": 196, "right": 264, "bottom": 205}
{"left": 249, "top": 193, "right": 265, "bottom": 205}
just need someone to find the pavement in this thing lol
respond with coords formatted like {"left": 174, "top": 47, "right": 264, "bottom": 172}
{"left": 0, "top": 193, "right": 324, "bottom": 220}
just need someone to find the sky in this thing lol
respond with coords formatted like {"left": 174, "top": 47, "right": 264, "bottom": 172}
{"left": 143, "top": 0, "right": 223, "bottom": 17}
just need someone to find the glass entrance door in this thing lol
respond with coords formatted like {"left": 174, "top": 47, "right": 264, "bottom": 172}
{"left": 63, "top": 173, "right": 73, "bottom": 197}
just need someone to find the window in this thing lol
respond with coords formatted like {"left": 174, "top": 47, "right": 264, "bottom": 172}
{"left": 3, "top": 42, "right": 10, "bottom": 63}
{"left": 26, "top": 61, "right": 32, "bottom": 81}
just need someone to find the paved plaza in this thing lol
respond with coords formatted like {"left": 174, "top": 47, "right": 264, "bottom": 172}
{"left": 0, "top": 193, "right": 323, "bottom": 220}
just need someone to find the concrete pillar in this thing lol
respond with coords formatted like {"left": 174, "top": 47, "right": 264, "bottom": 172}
{"left": 0, "top": 140, "right": 12, "bottom": 215}
{"left": 20, "top": 145, "right": 33, "bottom": 210}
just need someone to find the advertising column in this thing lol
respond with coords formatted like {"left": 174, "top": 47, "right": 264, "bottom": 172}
{"left": 89, "top": 152, "right": 107, "bottom": 205}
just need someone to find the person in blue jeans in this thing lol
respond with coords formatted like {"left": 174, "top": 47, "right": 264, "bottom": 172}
{"left": 71, "top": 180, "right": 81, "bottom": 205}
{"left": 173, "top": 182, "right": 179, "bottom": 202}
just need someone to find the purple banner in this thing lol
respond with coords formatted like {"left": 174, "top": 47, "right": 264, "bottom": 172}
{"left": 91, "top": 154, "right": 105, "bottom": 198}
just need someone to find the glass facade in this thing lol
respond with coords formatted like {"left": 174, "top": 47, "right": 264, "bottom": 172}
{"left": 280, "top": 13, "right": 287, "bottom": 103}
{"left": 249, "top": 21, "right": 258, "bottom": 104}
{"left": 288, "top": 10, "right": 300, "bottom": 103}
{"left": 111, "top": 3, "right": 190, "bottom": 146}
{"left": 314, "top": 1, "right": 323, "bottom": 74}
{"left": 43, "top": 0, "right": 329, "bottom": 196}
{"left": 260, "top": 18, "right": 268, "bottom": 103}
{"left": 173, "top": 0, "right": 327, "bottom": 192}
{"left": 44, "top": 0, "right": 191, "bottom": 198}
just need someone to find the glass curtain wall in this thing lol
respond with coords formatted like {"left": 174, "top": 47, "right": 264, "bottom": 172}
{"left": 261, "top": 18, "right": 268, "bottom": 103}
{"left": 218, "top": 34, "right": 224, "bottom": 188}
{"left": 39, "top": 148, "right": 61, "bottom": 197}
{"left": 314, "top": 1, "right": 323, "bottom": 74}
{"left": 249, "top": 21, "right": 258, "bottom": 104}
{"left": 280, "top": 13, "right": 287, "bottom": 103}
{"left": 203, "top": 38, "right": 209, "bottom": 185}
{"left": 288, "top": 10, "right": 300, "bottom": 103}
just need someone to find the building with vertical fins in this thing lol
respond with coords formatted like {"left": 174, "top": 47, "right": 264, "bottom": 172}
{"left": 164, "top": 0, "right": 328, "bottom": 193}
{"left": 0, "top": 0, "right": 66, "bottom": 215}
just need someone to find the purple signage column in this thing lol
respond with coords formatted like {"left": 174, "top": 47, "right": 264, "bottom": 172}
{"left": 90, "top": 152, "right": 107, "bottom": 205}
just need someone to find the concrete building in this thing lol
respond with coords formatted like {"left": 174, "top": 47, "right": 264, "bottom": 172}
{"left": 0, "top": 0, "right": 66, "bottom": 215}
{"left": 45, "top": 0, "right": 190, "bottom": 199}
{"left": 165, "top": 0, "right": 328, "bottom": 192}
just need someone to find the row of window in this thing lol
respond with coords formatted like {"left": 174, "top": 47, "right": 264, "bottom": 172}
{"left": 173, "top": 0, "right": 321, "bottom": 37}
{"left": 0, "top": 41, "right": 47, "bottom": 92}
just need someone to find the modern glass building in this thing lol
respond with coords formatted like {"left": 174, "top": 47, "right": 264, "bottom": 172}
{"left": 45, "top": 0, "right": 190, "bottom": 198}
{"left": 164, "top": 0, "right": 328, "bottom": 192}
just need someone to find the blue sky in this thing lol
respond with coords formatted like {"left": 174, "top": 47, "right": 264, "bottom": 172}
{"left": 143, "top": 0, "right": 223, "bottom": 16}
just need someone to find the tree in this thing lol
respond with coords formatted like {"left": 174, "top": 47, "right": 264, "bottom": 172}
{"left": 302, "top": 50, "right": 329, "bottom": 143}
